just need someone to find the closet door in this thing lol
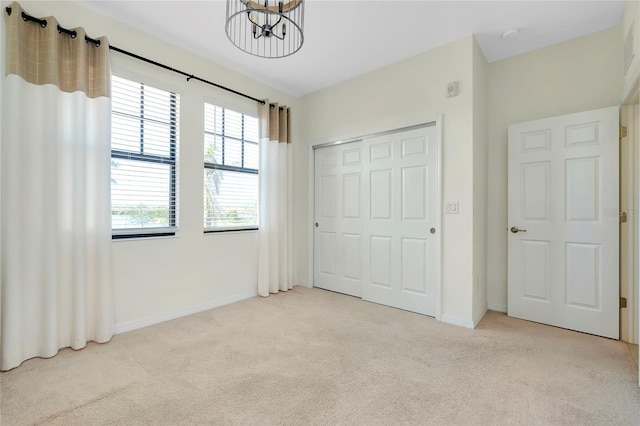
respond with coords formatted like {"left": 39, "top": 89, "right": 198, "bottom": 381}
{"left": 313, "top": 141, "right": 364, "bottom": 297}
{"left": 313, "top": 124, "right": 440, "bottom": 317}
{"left": 362, "top": 125, "right": 438, "bottom": 316}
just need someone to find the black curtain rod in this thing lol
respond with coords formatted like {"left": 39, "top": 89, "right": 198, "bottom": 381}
{"left": 107, "top": 45, "right": 269, "bottom": 106}
{"left": 4, "top": 6, "right": 284, "bottom": 109}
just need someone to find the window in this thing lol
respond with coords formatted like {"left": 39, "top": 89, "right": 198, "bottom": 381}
{"left": 204, "top": 104, "right": 259, "bottom": 231}
{"left": 111, "top": 75, "right": 179, "bottom": 238}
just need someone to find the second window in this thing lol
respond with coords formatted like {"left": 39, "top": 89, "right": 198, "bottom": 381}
{"left": 204, "top": 104, "right": 259, "bottom": 231}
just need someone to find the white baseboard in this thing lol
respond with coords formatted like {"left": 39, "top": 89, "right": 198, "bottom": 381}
{"left": 488, "top": 304, "right": 507, "bottom": 313}
{"left": 114, "top": 290, "right": 258, "bottom": 335}
{"left": 440, "top": 314, "right": 475, "bottom": 330}
{"left": 293, "top": 279, "right": 311, "bottom": 288}
{"left": 473, "top": 307, "right": 488, "bottom": 328}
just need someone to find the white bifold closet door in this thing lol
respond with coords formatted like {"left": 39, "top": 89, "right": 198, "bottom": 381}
{"left": 314, "top": 125, "right": 439, "bottom": 316}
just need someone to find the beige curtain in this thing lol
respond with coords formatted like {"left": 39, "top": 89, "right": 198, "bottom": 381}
{"left": 5, "top": 2, "right": 110, "bottom": 97}
{"left": 258, "top": 102, "right": 292, "bottom": 296}
{"left": 1, "top": 2, "right": 113, "bottom": 371}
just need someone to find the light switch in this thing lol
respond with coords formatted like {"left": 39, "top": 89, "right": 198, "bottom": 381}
{"left": 447, "top": 81, "right": 459, "bottom": 98}
{"left": 445, "top": 201, "right": 459, "bottom": 214}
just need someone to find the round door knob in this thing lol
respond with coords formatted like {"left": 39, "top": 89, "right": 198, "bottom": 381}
{"left": 315, "top": 222, "right": 319, "bottom": 228}
{"left": 430, "top": 228, "right": 436, "bottom": 234}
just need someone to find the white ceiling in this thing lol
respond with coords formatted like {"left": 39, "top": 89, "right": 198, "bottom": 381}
{"left": 77, "top": 1, "right": 625, "bottom": 97}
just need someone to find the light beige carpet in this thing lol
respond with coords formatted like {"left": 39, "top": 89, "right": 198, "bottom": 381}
{"left": 1, "top": 286, "right": 639, "bottom": 425}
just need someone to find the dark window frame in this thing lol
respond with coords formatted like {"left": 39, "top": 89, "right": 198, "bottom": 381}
{"left": 111, "top": 78, "right": 179, "bottom": 239}
{"left": 204, "top": 105, "right": 259, "bottom": 232}
{"left": 203, "top": 107, "right": 258, "bottom": 175}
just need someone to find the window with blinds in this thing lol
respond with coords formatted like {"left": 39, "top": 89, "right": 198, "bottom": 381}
{"left": 204, "top": 103, "right": 259, "bottom": 231}
{"left": 111, "top": 75, "right": 179, "bottom": 238}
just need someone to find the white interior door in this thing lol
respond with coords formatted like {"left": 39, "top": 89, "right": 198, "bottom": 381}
{"left": 313, "top": 141, "right": 364, "bottom": 297}
{"left": 507, "top": 106, "right": 619, "bottom": 339}
{"left": 362, "top": 125, "right": 439, "bottom": 316}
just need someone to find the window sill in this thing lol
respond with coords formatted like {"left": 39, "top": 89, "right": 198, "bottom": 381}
{"left": 204, "top": 227, "right": 258, "bottom": 234}
{"left": 112, "top": 232, "right": 178, "bottom": 241}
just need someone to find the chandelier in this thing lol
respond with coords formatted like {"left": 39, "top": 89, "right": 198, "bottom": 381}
{"left": 225, "top": 0, "right": 304, "bottom": 58}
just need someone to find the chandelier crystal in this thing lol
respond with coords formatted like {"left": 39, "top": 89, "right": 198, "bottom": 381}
{"left": 225, "top": 0, "right": 304, "bottom": 58}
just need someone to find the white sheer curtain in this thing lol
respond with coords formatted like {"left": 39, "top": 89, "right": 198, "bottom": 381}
{"left": 258, "top": 102, "right": 292, "bottom": 297}
{"left": 1, "top": 2, "right": 113, "bottom": 371}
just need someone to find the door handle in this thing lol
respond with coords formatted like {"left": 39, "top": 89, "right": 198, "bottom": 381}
{"left": 510, "top": 226, "right": 527, "bottom": 233}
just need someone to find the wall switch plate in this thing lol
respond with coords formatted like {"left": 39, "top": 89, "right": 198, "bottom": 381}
{"left": 445, "top": 201, "right": 459, "bottom": 214}
{"left": 447, "top": 81, "right": 459, "bottom": 98}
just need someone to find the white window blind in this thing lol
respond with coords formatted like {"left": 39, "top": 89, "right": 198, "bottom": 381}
{"left": 111, "top": 75, "right": 179, "bottom": 237}
{"left": 204, "top": 103, "right": 259, "bottom": 231}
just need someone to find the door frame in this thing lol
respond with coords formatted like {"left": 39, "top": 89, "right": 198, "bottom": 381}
{"left": 621, "top": 103, "right": 639, "bottom": 345}
{"left": 622, "top": 74, "right": 640, "bottom": 347}
{"left": 307, "top": 117, "right": 443, "bottom": 320}
{"left": 622, "top": 69, "right": 640, "bottom": 386}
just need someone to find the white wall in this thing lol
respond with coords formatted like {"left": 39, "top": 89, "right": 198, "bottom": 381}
{"left": 298, "top": 37, "right": 477, "bottom": 325}
{"left": 3, "top": 1, "right": 629, "bottom": 334}
{"left": 11, "top": 1, "right": 301, "bottom": 331}
{"left": 486, "top": 27, "right": 623, "bottom": 311}
{"left": 472, "top": 38, "right": 489, "bottom": 324}
{"left": 622, "top": 0, "right": 640, "bottom": 102}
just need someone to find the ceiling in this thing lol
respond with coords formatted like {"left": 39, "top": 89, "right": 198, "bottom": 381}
{"left": 77, "top": 1, "right": 625, "bottom": 97}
